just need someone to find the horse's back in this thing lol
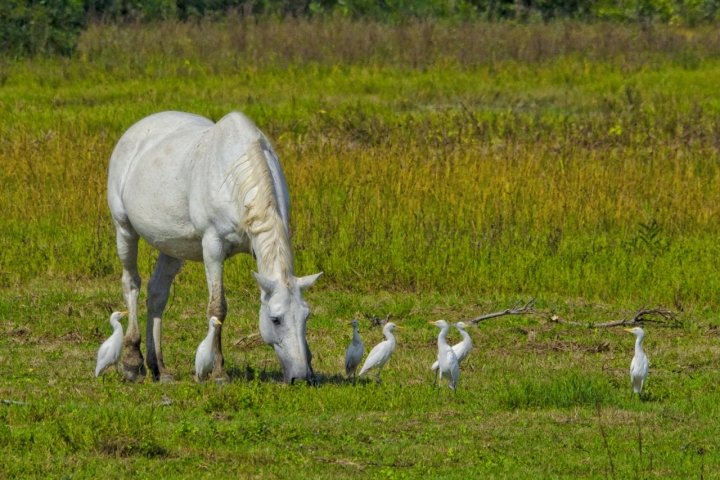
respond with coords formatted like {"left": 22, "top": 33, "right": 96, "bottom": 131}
{"left": 108, "top": 111, "right": 214, "bottom": 215}
{"left": 107, "top": 110, "right": 286, "bottom": 262}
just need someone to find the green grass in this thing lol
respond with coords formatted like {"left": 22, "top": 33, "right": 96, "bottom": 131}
{"left": 2, "top": 279, "right": 720, "bottom": 477}
{"left": 2, "top": 19, "right": 720, "bottom": 477}
{"left": 3, "top": 21, "right": 720, "bottom": 303}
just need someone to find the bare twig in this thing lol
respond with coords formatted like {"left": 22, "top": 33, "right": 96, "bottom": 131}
{"left": 231, "top": 332, "right": 263, "bottom": 349}
{"left": 596, "top": 403, "right": 617, "bottom": 480}
{"left": 469, "top": 297, "right": 536, "bottom": 324}
{"left": 550, "top": 306, "right": 681, "bottom": 328}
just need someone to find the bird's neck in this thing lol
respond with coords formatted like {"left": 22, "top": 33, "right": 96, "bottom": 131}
{"left": 353, "top": 326, "right": 361, "bottom": 343}
{"left": 635, "top": 335, "right": 644, "bottom": 355}
{"left": 459, "top": 329, "right": 471, "bottom": 343}
{"left": 383, "top": 330, "right": 395, "bottom": 343}
{"left": 438, "top": 327, "right": 449, "bottom": 346}
{"left": 111, "top": 319, "right": 122, "bottom": 332}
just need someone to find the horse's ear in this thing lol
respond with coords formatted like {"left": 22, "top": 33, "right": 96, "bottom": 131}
{"left": 252, "top": 271, "right": 277, "bottom": 295}
{"left": 296, "top": 272, "right": 323, "bottom": 291}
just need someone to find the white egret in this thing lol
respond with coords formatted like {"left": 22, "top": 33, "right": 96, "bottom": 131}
{"left": 195, "top": 317, "right": 223, "bottom": 383}
{"left": 429, "top": 320, "right": 460, "bottom": 390}
{"left": 344, "top": 319, "right": 364, "bottom": 382}
{"left": 625, "top": 326, "right": 649, "bottom": 397}
{"left": 358, "top": 322, "right": 403, "bottom": 384}
{"left": 95, "top": 311, "right": 128, "bottom": 378}
{"left": 431, "top": 321, "right": 473, "bottom": 373}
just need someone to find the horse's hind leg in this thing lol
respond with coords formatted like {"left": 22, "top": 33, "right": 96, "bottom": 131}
{"left": 115, "top": 225, "right": 146, "bottom": 382}
{"left": 146, "top": 253, "right": 184, "bottom": 383}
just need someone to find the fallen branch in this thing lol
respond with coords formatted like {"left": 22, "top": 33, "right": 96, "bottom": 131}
{"left": 550, "top": 306, "right": 681, "bottom": 328}
{"left": 469, "top": 297, "right": 536, "bottom": 324}
{"left": 363, "top": 312, "right": 392, "bottom": 328}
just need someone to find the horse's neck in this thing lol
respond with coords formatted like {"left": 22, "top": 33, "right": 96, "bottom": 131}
{"left": 232, "top": 140, "right": 294, "bottom": 280}
{"left": 251, "top": 226, "right": 293, "bottom": 280}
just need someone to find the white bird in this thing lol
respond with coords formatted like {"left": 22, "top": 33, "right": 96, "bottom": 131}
{"left": 429, "top": 319, "right": 460, "bottom": 390}
{"left": 625, "top": 326, "right": 649, "bottom": 397}
{"left": 195, "top": 316, "right": 223, "bottom": 383}
{"left": 431, "top": 321, "right": 473, "bottom": 373}
{"left": 95, "top": 311, "right": 128, "bottom": 378}
{"left": 344, "top": 319, "right": 364, "bottom": 382}
{"left": 358, "top": 322, "right": 403, "bottom": 384}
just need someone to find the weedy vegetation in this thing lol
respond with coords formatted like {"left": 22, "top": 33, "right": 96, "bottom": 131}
{"left": 2, "top": 18, "right": 720, "bottom": 477}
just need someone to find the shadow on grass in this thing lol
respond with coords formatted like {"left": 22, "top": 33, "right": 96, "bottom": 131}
{"left": 227, "top": 364, "right": 284, "bottom": 383}
{"left": 226, "top": 365, "right": 376, "bottom": 387}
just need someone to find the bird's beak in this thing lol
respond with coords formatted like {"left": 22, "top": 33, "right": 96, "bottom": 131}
{"left": 395, "top": 326, "right": 404, "bottom": 330}
{"left": 623, "top": 328, "right": 632, "bottom": 332}
{"left": 427, "top": 321, "right": 436, "bottom": 325}
{"left": 121, "top": 311, "right": 129, "bottom": 316}
{"left": 215, "top": 320, "right": 223, "bottom": 326}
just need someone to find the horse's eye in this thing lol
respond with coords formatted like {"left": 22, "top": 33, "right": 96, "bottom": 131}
{"left": 271, "top": 316, "right": 281, "bottom": 325}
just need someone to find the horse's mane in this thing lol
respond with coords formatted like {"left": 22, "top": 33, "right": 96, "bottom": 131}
{"left": 228, "top": 140, "right": 294, "bottom": 281}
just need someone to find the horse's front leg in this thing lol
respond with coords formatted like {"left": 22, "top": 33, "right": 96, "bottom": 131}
{"left": 202, "top": 235, "right": 228, "bottom": 383}
{"left": 115, "top": 226, "right": 146, "bottom": 382}
{"left": 146, "top": 253, "right": 184, "bottom": 382}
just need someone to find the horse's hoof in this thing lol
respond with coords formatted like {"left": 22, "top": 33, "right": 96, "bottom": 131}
{"left": 121, "top": 361, "right": 146, "bottom": 383}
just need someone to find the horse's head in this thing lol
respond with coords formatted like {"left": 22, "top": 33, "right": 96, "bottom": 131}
{"left": 253, "top": 271, "right": 323, "bottom": 384}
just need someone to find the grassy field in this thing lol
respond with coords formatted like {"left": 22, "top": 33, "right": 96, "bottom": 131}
{"left": 2, "top": 18, "right": 720, "bottom": 477}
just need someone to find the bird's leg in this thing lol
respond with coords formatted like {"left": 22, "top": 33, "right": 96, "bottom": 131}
{"left": 116, "top": 228, "right": 146, "bottom": 383}
{"left": 203, "top": 237, "right": 229, "bottom": 384}
{"left": 146, "top": 253, "right": 184, "bottom": 383}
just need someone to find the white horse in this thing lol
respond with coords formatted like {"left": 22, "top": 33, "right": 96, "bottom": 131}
{"left": 107, "top": 111, "right": 322, "bottom": 384}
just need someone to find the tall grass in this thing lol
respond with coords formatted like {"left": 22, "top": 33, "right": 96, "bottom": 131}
{"left": 2, "top": 19, "right": 720, "bottom": 306}
{"left": 76, "top": 17, "right": 720, "bottom": 69}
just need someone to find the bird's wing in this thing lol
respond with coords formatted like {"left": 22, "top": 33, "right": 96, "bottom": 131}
{"left": 358, "top": 341, "right": 387, "bottom": 376}
{"left": 431, "top": 360, "right": 439, "bottom": 371}
{"left": 95, "top": 335, "right": 119, "bottom": 375}
{"left": 630, "top": 353, "right": 649, "bottom": 392}
{"left": 344, "top": 345, "right": 354, "bottom": 370}
{"left": 630, "top": 354, "right": 647, "bottom": 377}
{"left": 444, "top": 348, "right": 458, "bottom": 369}
{"left": 195, "top": 341, "right": 212, "bottom": 374}
{"left": 450, "top": 362, "right": 460, "bottom": 389}
{"left": 96, "top": 340, "right": 111, "bottom": 365}
{"left": 345, "top": 344, "right": 362, "bottom": 374}
{"left": 452, "top": 343, "right": 468, "bottom": 363}
{"left": 632, "top": 374, "right": 644, "bottom": 393}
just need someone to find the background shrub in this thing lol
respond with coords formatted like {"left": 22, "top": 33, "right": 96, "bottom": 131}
{"left": 0, "top": 0, "right": 85, "bottom": 56}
